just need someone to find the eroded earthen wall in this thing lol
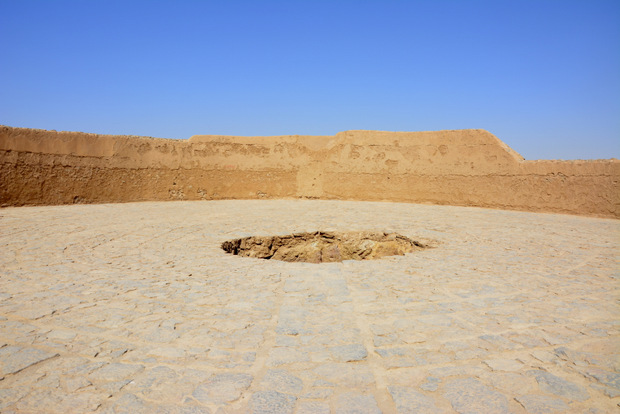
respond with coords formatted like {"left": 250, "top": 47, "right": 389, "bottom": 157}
{"left": 1, "top": 125, "right": 618, "bottom": 218}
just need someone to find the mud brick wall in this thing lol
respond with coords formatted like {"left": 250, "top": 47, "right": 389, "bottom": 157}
{"left": 1, "top": 126, "right": 618, "bottom": 218}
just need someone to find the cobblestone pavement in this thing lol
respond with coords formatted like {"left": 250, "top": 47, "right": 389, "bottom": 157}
{"left": 1, "top": 200, "right": 618, "bottom": 413}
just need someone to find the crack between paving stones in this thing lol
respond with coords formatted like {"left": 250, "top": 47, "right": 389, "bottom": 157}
{"left": 228, "top": 271, "right": 286, "bottom": 411}
{"left": 344, "top": 267, "right": 399, "bottom": 413}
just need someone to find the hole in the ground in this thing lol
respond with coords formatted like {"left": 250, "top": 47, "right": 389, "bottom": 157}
{"left": 221, "top": 231, "right": 433, "bottom": 263}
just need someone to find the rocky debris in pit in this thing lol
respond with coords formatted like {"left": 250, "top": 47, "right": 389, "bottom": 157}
{"left": 221, "top": 231, "right": 434, "bottom": 263}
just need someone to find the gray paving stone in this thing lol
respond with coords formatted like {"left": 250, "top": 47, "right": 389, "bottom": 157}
{"left": 67, "top": 361, "right": 106, "bottom": 376}
{"left": 15, "top": 388, "right": 104, "bottom": 413}
{"left": 0, "top": 345, "right": 23, "bottom": 358}
{"left": 175, "top": 405, "right": 212, "bottom": 414}
{"left": 248, "top": 390, "right": 296, "bottom": 414}
{"left": 301, "top": 387, "right": 334, "bottom": 399}
{"left": 530, "top": 350, "right": 557, "bottom": 363}
{"left": 370, "top": 324, "right": 393, "bottom": 335}
{"left": 484, "top": 358, "right": 524, "bottom": 372}
{"left": 334, "top": 392, "right": 381, "bottom": 414}
{"left": 89, "top": 363, "right": 145, "bottom": 382}
{"left": 479, "top": 334, "right": 521, "bottom": 351}
{"left": 192, "top": 373, "right": 253, "bottom": 404}
{"left": 443, "top": 378, "right": 511, "bottom": 414}
{"left": 416, "top": 314, "right": 453, "bottom": 327}
{"left": 0, "top": 346, "right": 58, "bottom": 377}
{"left": 419, "top": 376, "right": 442, "bottom": 391}
{"left": 143, "top": 327, "right": 180, "bottom": 343}
{"left": 330, "top": 343, "right": 368, "bottom": 362}
{"left": 295, "top": 400, "right": 330, "bottom": 414}
{"left": 504, "top": 332, "right": 549, "bottom": 348}
{"left": 483, "top": 372, "right": 537, "bottom": 395}
{"left": 267, "top": 347, "right": 311, "bottom": 366}
{"left": 313, "top": 379, "right": 336, "bottom": 387}
{"left": 429, "top": 364, "right": 487, "bottom": 378}
{"left": 313, "top": 363, "right": 375, "bottom": 387}
{"left": 581, "top": 367, "right": 620, "bottom": 391}
{"left": 0, "top": 387, "right": 29, "bottom": 410}
{"left": 127, "top": 365, "right": 180, "bottom": 390}
{"left": 13, "top": 305, "right": 57, "bottom": 320}
{"left": 283, "top": 278, "right": 308, "bottom": 293}
{"left": 260, "top": 369, "right": 303, "bottom": 394}
{"left": 375, "top": 347, "right": 407, "bottom": 358}
{"left": 98, "top": 379, "right": 132, "bottom": 394}
{"left": 373, "top": 333, "right": 403, "bottom": 347}
{"left": 590, "top": 383, "right": 620, "bottom": 398}
{"left": 276, "top": 305, "right": 309, "bottom": 335}
{"left": 102, "top": 393, "right": 152, "bottom": 414}
{"left": 388, "top": 385, "right": 439, "bottom": 413}
{"left": 47, "top": 329, "right": 78, "bottom": 341}
{"left": 516, "top": 394, "right": 569, "bottom": 413}
{"left": 527, "top": 369, "right": 589, "bottom": 402}
{"left": 65, "top": 376, "right": 93, "bottom": 392}
{"left": 0, "top": 320, "right": 47, "bottom": 343}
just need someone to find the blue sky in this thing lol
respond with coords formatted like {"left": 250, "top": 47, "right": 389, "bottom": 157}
{"left": 1, "top": 0, "right": 618, "bottom": 160}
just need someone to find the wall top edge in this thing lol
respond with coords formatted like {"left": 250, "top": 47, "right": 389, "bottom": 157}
{"left": 188, "top": 128, "right": 491, "bottom": 142}
{"left": 0, "top": 125, "right": 170, "bottom": 140}
{"left": 2, "top": 125, "right": 619, "bottom": 163}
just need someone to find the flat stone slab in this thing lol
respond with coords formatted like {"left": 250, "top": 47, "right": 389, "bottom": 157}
{"left": 0, "top": 346, "right": 58, "bottom": 378}
{"left": 0, "top": 200, "right": 618, "bottom": 412}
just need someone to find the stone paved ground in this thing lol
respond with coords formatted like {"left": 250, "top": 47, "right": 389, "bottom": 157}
{"left": 0, "top": 200, "right": 618, "bottom": 413}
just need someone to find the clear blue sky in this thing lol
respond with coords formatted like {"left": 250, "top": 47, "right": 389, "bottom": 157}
{"left": 1, "top": 0, "right": 618, "bottom": 160}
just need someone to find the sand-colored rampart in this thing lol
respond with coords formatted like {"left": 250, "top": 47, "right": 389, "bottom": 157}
{"left": 1, "top": 125, "right": 618, "bottom": 218}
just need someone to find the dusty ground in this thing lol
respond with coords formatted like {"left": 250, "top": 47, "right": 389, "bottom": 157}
{"left": 0, "top": 200, "right": 618, "bottom": 413}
